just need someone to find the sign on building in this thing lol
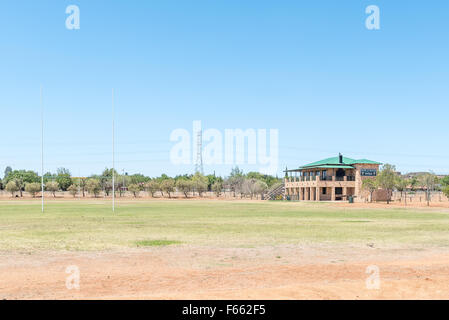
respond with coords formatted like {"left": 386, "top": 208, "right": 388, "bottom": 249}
{"left": 361, "top": 169, "right": 377, "bottom": 176}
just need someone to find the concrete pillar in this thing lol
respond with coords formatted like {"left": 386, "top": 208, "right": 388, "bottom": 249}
{"left": 305, "top": 187, "right": 309, "bottom": 201}
{"left": 316, "top": 187, "right": 320, "bottom": 201}
{"left": 300, "top": 188, "right": 304, "bottom": 201}
{"left": 331, "top": 187, "right": 336, "bottom": 201}
{"left": 343, "top": 187, "right": 347, "bottom": 200}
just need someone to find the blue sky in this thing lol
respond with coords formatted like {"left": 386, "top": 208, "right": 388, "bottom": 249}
{"left": 1, "top": 0, "right": 448, "bottom": 178}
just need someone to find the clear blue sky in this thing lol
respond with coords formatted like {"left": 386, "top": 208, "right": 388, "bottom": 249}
{"left": 1, "top": 0, "right": 448, "bottom": 178}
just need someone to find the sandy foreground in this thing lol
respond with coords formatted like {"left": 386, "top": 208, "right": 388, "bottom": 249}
{"left": 1, "top": 244, "right": 449, "bottom": 300}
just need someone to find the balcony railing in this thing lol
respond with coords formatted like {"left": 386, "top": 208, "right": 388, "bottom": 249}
{"left": 287, "top": 176, "right": 356, "bottom": 183}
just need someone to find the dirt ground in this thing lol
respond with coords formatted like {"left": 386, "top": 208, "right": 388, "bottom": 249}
{"left": 1, "top": 244, "right": 449, "bottom": 300}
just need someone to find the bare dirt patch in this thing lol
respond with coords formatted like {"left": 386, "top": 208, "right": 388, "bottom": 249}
{"left": 1, "top": 245, "right": 448, "bottom": 300}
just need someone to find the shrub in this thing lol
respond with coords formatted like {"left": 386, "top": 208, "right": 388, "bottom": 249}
{"left": 46, "top": 181, "right": 59, "bottom": 198}
{"left": 67, "top": 184, "right": 78, "bottom": 198}
{"left": 25, "top": 182, "right": 41, "bottom": 198}
{"left": 86, "top": 179, "right": 101, "bottom": 198}
{"left": 128, "top": 184, "right": 141, "bottom": 198}
{"left": 5, "top": 180, "right": 20, "bottom": 197}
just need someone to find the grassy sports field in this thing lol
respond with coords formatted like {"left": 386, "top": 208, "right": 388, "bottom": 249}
{"left": 2, "top": 200, "right": 449, "bottom": 251}
{"left": 1, "top": 199, "right": 449, "bottom": 299}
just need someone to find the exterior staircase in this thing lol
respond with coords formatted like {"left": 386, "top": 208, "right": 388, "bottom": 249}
{"left": 264, "top": 182, "right": 285, "bottom": 200}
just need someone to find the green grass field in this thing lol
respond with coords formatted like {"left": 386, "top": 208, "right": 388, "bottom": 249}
{"left": 1, "top": 200, "right": 449, "bottom": 251}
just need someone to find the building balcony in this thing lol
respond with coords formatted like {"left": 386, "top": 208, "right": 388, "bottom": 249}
{"left": 285, "top": 176, "right": 356, "bottom": 187}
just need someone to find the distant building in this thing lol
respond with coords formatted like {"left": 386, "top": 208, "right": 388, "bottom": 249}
{"left": 284, "top": 154, "right": 381, "bottom": 202}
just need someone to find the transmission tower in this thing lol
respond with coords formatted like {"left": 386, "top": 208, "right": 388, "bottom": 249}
{"left": 195, "top": 130, "right": 203, "bottom": 174}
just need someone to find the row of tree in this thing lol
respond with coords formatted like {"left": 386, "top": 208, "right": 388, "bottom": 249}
{"left": 362, "top": 164, "right": 449, "bottom": 205}
{"left": 0, "top": 166, "right": 279, "bottom": 199}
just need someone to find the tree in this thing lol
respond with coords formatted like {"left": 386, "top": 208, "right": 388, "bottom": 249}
{"left": 443, "top": 186, "right": 449, "bottom": 200}
{"left": 55, "top": 168, "right": 72, "bottom": 191}
{"left": 25, "top": 182, "right": 41, "bottom": 198}
{"left": 409, "top": 176, "right": 419, "bottom": 191}
{"left": 5, "top": 180, "right": 20, "bottom": 197}
{"left": 396, "top": 176, "right": 409, "bottom": 202}
{"left": 67, "top": 184, "right": 78, "bottom": 198}
{"left": 3, "top": 170, "right": 40, "bottom": 197}
{"left": 212, "top": 181, "right": 223, "bottom": 197}
{"left": 362, "top": 178, "right": 377, "bottom": 203}
{"left": 376, "top": 164, "right": 397, "bottom": 204}
{"left": 46, "top": 181, "right": 59, "bottom": 197}
{"left": 86, "top": 179, "right": 101, "bottom": 198}
{"left": 79, "top": 178, "right": 87, "bottom": 197}
{"left": 145, "top": 180, "right": 160, "bottom": 197}
{"left": 229, "top": 166, "right": 244, "bottom": 178}
{"left": 253, "top": 180, "right": 268, "bottom": 199}
{"left": 176, "top": 179, "right": 193, "bottom": 198}
{"left": 243, "top": 178, "right": 266, "bottom": 199}
{"left": 4, "top": 166, "right": 12, "bottom": 179}
{"left": 128, "top": 184, "right": 141, "bottom": 198}
{"left": 441, "top": 176, "right": 449, "bottom": 187}
{"left": 225, "top": 175, "right": 245, "bottom": 198}
{"left": 419, "top": 172, "right": 438, "bottom": 206}
{"left": 161, "top": 179, "right": 175, "bottom": 198}
{"left": 192, "top": 172, "right": 208, "bottom": 197}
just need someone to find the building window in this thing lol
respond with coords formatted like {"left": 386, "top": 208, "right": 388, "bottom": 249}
{"left": 335, "top": 187, "right": 343, "bottom": 195}
{"left": 322, "top": 188, "right": 327, "bottom": 195}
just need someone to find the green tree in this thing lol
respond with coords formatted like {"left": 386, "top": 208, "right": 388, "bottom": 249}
{"left": 86, "top": 179, "right": 101, "bottom": 198}
{"left": 253, "top": 180, "right": 268, "bottom": 199}
{"left": 192, "top": 172, "right": 208, "bottom": 197}
{"left": 4, "top": 166, "right": 12, "bottom": 179}
{"left": 212, "top": 181, "right": 223, "bottom": 197}
{"left": 161, "top": 179, "right": 175, "bottom": 198}
{"left": 3, "top": 170, "right": 40, "bottom": 197}
{"left": 441, "top": 176, "right": 449, "bottom": 187}
{"left": 55, "top": 168, "right": 72, "bottom": 191}
{"left": 396, "top": 176, "right": 409, "bottom": 201}
{"left": 46, "top": 181, "right": 59, "bottom": 197}
{"left": 79, "top": 178, "right": 87, "bottom": 197}
{"left": 443, "top": 186, "right": 449, "bottom": 199}
{"left": 419, "top": 172, "right": 438, "bottom": 206}
{"left": 25, "top": 182, "right": 41, "bottom": 198}
{"left": 362, "top": 178, "right": 378, "bottom": 203}
{"left": 145, "top": 180, "right": 160, "bottom": 197}
{"left": 129, "top": 174, "right": 150, "bottom": 185}
{"left": 409, "top": 176, "right": 419, "bottom": 191}
{"left": 67, "top": 184, "right": 78, "bottom": 198}
{"left": 176, "top": 179, "right": 193, "bottom": 198}
{"left": 5, "top": 180, "right": 20, "bottom": 197}
{"left": 128, "top": 184, "right": 141, "bottom": 198}
{"left": 376, "top": 164, "right": 397, "bottom": 204}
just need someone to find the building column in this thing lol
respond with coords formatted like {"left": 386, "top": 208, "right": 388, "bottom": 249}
{"left": 331, "top": 187, "right": 336, "bottom": 201}
{"left": 305, "top": 187, "right": 309, "bottom": 201}
{"left": 343, "top": 187, "right": 347, "bottom": 200}
{"left": 316, "top": 187, "right": 320, "bottom": 201}
{"left": 300, "top": 188, "right": 304, "bottom": 201}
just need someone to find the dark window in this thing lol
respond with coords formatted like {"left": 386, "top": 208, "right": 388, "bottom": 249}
{"left": 336, "top": 169, "right": 345, "bottom": 177}
{"left": 335, "top": 187, "right": 343, "bottom": 195}
{"left": 322, "top": 188, "right": 327, "bottom": 195}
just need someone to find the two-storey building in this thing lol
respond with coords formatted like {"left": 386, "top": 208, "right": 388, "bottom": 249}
{"left": 284, "top": 154, "right": 381, "bottom": 202}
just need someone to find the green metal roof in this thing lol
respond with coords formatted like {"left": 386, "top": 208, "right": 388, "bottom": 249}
{"left": 312, "top": 165, "right": 355, "bottom": 169}
{"left": 298, "top": 156, "right": 381, "bottom": 169}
